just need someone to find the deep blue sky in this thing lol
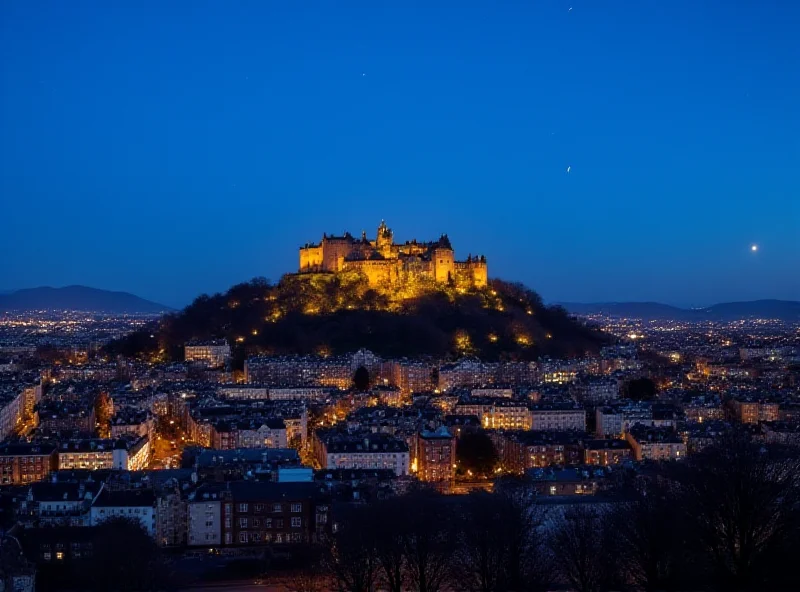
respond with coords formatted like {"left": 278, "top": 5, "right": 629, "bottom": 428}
{"left": 2, "top": 1, "right": 798, "bottom": 308}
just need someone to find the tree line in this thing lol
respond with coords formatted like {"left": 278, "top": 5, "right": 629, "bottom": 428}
{"left": 306, "top": 432, "right": 800, "bottom": 592}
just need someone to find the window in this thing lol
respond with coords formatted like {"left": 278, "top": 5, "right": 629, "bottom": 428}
{"left": 56, "top": 552, "right": 64, "bottom": 560}
{"left": 549, "top": 485, "right": 557, "bottom": 495}
{"left": 224, "top": 518, "right": 231, "bottom": 528}
{"left": 291, "top": 533, "right": 301, "bottom": 543}
{"left": 272, "top": 503, "right": 282, "bottom": 513}
{"left": 254, "top": 504, "right": 263, "bottom": 512}
{"left": 275, "top": 534, "right": 283, "bottom": 544}
{"left": 239, "top": 532, "right": 248, "bottom": 543}
{"left": 252, "top": 532, "right": 261, "bottom": 542}
{"left": 238, "top": 503, "right": 248, "bottom": 512}
{"left": 291, "top": 517, "right": 301, "bottom": 528}
{"left": 276, "top": 519, "right": 284, "bottom": 529}
{"left": 265, "top": 518, "right": 272, "bottom": 528}
{"left": 43, "top": 552, "right": 51, "bottom": 561}
{"left": 290, "top": 503, "right": 302, "bottom": 513}
{"left": 239, "top": 518, "right": 248, "bottom": 528}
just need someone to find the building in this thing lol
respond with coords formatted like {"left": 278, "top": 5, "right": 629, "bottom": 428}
{"left": 0, "top": 444, "right": 58, "bottom": 485}
{"left": 37, "top": 400, "right": 96, "bottom": 436}
{"left": 298, "top": 221, "right": 488, "bottom": 290}
{"left": 110, "top": 408, "right": 155, "bottom": 440}
{"left": 184, "top": 340, "right": 231, "bottom": 369}
{"left": 223, "top": 481, "right": 329, "bottom": 545}
{"left": 582, "top": 439, "right": 633, "bottom": 466}
{"left": 416, "top": 427, "right": 455, "bottom": 487}
{"left": 90, "top": 489, "right": 157, "bottom": 537}
{"left": 495, "top": 430, "right": 585, "bottom": 472}
{"left": 187, "top": 484, "right": 226, "bottom": 547}
{"left": 529, "top": 403, "right": 586, "bottom": 431}
{"left": 56, "top": 437, "right": 150, "bottom": 471}
{"left": 625, "top": 426, "right": 686, "bottom": 461}
{"left": 22, "top": 480, "right": 104, "bottom": 527}
{"left": 212, "top": 418, "right": 288, "bottom": 450}
{"left": 314, "top": 431, "right": 410, "bottom": 476}
{"left": 728, "top": 399, "right": 780, "bottom": 424}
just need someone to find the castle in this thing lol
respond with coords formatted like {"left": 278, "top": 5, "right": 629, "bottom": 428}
{"left": 299, "top": 221, "right": 488, "bottom": 289}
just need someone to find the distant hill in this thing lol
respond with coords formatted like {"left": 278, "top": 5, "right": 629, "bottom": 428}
{"left": 0, "top": 286, "right": 171, "bottom": 314}
{"left": 106, "top": 274, "right": 607, "bottom": 363}
{"left": 559, "top": 299, "right": 800, "bottom": 322}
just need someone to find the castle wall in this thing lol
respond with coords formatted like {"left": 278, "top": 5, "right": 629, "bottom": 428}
{"left": 432, "top": 248, "right": 454, "bottom": 283}
{"left": 298, "top": 223, "right": 488, "bottom": 289}
{"left": 321, "top": 238, "right": 353, "bottom": 272}
{"left": 343, "top": 260, "right": 396, "bottom": 285}
{"left": 299, "top": 246, "right": 323, "bottom": 272}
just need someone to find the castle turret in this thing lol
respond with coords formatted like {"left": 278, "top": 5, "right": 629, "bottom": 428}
{"left": 432, "top": 234, "right": 454, "bottom": 284}
{"left": 376, "top": 220, "right": 393, "bottom": 256}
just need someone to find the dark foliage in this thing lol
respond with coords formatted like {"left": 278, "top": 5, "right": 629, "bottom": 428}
{"left": 352, "top": 366, "right": 371, "bottom": 392}
{"left": 309, "top": 431, "right": 799, "bottom": 592}
{"left": 456, "top": 430, "right": 499, "bottom": 477}
{"left": 105, "top": 275, "right": 606, "bottom": 365}
{"left": 622, "top": 377, "right": 658, "bottom": 401}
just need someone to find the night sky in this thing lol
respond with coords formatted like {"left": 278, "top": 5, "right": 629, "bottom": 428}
{"left": 2, "top": 1, "right": 798, "bottom": 308}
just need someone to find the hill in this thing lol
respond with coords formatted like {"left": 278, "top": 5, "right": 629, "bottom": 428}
{"left": 559, "top": 299, "right": 800, "bottom": 322}
{"left": 0, "top": 286, "right": 171, "bottom": 314}
{"left": 106, "top": 273, "right": 606, "bottom": 363}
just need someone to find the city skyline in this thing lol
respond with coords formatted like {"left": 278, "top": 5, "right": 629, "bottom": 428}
{"left": 2, "top": 1, "right": 799, "bottom": 308}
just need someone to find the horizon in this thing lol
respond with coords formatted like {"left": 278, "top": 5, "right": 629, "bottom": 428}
{"left": 1, "top": 281, "right": 798, "bottom": 312}
{"left": 2, "top": 2, "right": 799, "bottom": 307}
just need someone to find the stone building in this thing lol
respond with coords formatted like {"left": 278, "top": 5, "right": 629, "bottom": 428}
{"left": 299, "top": 221, "right": 487, "bottom": 290}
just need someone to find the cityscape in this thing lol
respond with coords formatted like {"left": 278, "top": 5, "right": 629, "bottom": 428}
{"left": 2, "top": 2, "right": 799, "bottom": 592}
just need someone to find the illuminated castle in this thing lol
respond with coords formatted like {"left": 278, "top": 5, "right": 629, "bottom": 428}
{"left": 299, "top": 221, "right": 487, "bottom": 289}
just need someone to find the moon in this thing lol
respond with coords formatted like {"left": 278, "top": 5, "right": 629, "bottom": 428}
{"left": 750, "top": 244, "right": 758, "bottom": 252}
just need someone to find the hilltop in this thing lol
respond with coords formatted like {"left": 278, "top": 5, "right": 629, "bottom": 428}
{"left": 106, "top": 272, "right": 606, "bottom": 363}
{"left": 0, "top": 286, "right": 171, "bottom": 314}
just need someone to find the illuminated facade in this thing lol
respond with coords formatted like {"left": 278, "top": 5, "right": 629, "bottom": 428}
{"left": 299, "top": 221, "right": 487, "bottom": 290}
{"left": 416, "top": 427, "right": 455, "bottom": 487}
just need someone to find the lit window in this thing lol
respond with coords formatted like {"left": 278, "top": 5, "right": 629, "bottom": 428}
{"left": 56, "top": 552, "right": 64, "bottom": 560}
{"left": 291, "top": 503, "right": 301, "bottom": 513}
{"left": 291, "top": 517, "right": 302, "bottom": 528}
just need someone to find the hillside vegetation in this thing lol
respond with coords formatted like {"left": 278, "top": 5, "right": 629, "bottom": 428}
{"left": 106, "top": 272, "right": 606, "bottom": 364}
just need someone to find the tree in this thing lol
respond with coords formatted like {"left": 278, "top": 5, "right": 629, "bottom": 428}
{"left": 453, "top": 487, "right": 549, "bottom": 592}
{"left": 610, "top": 480, "right": 691, "bottom": 591}
{"left": 85, "top": 517, "right": 173, "bottom": 591}
{"left": 677, "top": 433, "right": 800, "bottom": 591}
{"left": 400, "top": 490, "right": 454, "bottom": 592}
{"left": 353, "top": 366, "right": 370, "bottom": 392}
{"left": 323, "top": 505, "right": 380, "bottom": 592}
{"left": 549, "top": 505, "right": 612, "bottom": 592}
{"left": 372, "top": 498, "right": 407, "bottom": 592}
{"left": 456, "top": 431, "right": 499, "bottom": 477}
{"left": 623, "top": 377, "right": 658, "bottom": 401}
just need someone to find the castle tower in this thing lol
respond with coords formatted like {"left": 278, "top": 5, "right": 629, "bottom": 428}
{"left": 432, "top": 234, "right": 454, "bottom": 284}
{"left": 376, "top": 220, "right": 393, "bottom": 257}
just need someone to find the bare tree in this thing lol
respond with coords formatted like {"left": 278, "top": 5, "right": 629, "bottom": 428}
{"left": 678, "top": 433, "right": 800, "bottom": 591}
{"left": 549, "top": 504, "right": 611, "bottom": 592}
{"left": 372, "top": 497, "right": 407, "bottom": 592}
{"left": 323, "top": 505, "right": 380, "bottom": 592}
{"left": 610, "top": 479, "right": 689, "bottom": 591}
{"left": 453, "top": 492, "right": 509, "bottom": 592}
{"left": 454, "top": 484, "right": 550, "bottom": 592}
{"left": 400, "top": 490, "right": 454, "bottom": 592}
